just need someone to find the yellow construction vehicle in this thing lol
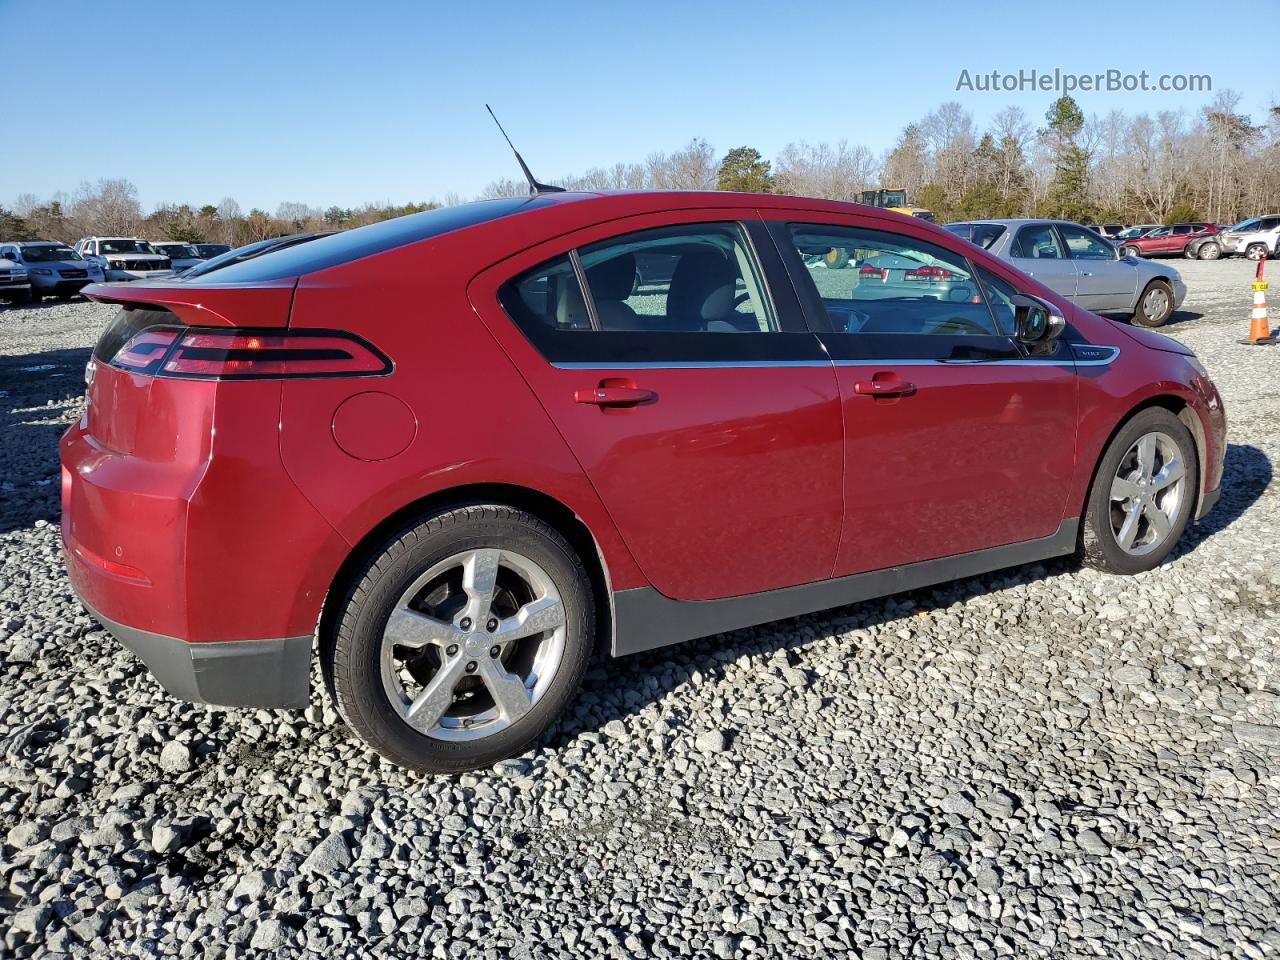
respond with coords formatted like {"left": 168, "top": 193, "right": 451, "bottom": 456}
{"left": 859, "top": 188, "right": 934, "bottom": 222}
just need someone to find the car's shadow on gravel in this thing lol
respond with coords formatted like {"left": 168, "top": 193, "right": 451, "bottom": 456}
{"left": 1168, "top": 442, "right": 1271, "bottom": 560}
{"left": 0, "top": 345, "right": 91, "bottom": 534}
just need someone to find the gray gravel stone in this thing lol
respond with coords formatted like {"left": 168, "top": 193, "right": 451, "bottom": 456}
{"left": 1, "top": 277, "right": 1278, "bottom": 958}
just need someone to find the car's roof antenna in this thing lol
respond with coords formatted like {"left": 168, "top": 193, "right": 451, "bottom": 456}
{"left": 485, "top": 104, "right": 565, "bottom": 195}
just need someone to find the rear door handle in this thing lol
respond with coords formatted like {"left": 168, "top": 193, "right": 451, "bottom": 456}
{"left": 852, "top": 377, "right": 916, "bottom": 397}
{"left": 574, "top": 383, "right": 657, "bottom": 407}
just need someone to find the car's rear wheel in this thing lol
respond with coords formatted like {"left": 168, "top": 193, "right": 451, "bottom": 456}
{"left": 1132, "top": 280, "right": 1174, "bottom": 327}
{"left": 1246, "top": 243, "right": 1268, "bottom": 261}
{"left": 1119, "top": 245, "right": 1140, "bottom": 258}
{"left": 324, "top": 504, "right": 594, "bottom": 773}
{"left": 1080, "top": 408, "right": 1197, "bottom": 575}
{"left": 1197, "top": 241, "right": 1222, "bottom": 260}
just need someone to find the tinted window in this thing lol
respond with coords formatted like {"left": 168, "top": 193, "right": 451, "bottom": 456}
{"left": 1172, "top": 225, "right": 1192, "bottom": 235}
{"left": 574, "top": 223, "right": 775, "bottom": 333}
{"left": 785, "top": 224, "right": 999, "bottom": 337}
{"left": 1012, "top": 224, "right": 1066, "bottom": 259}
{"left": 944, "top": 223, "right": 1006, "bottom": 250}
{"left": 499, "top": 222, "right": 824, "bottom": 365}
{"left": 190, "top": 196, "right": 555, "bottom": 284}
{"left": 1261, "top": 218, "right": 1280, "bottom": 231}
{"left": 1058, "top": 225, "right": 1115, "bottom": 260}
{"left": 974, "top": 265, "right": 1021, "bottom": 335}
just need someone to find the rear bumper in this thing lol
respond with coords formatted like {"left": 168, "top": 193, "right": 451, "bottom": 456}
{"left": 80, "top": 597, "right": 312, "bottom": 709}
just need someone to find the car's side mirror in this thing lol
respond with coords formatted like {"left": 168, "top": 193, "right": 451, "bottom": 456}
{"left": 1011, "top": 294, "right": 1066, "bottom": 345}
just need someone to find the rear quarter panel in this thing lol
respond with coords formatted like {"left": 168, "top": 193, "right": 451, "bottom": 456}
{"left": 277, "top": 232, "right": 647, "bottom": 592}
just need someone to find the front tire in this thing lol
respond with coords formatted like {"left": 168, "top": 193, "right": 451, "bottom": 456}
{"left": 1133, "top": 280, "right": 1174, "bottom": 327}
{"left": 1080, "top": 408, "right": 1197, "bottom": 575}
{"left": 324, "top": 504, "right": 595, "bottom": 774}
{"left": 1119, "top": 245, "right": 1140, "bottom": 258}
{"left": 1246, "top": 243, "right": 1267, "bottom": 261}
{"left": 1197, "top": 241, "right": 1221, "bottom": 260}
{"left": 824, "top": 247, "right": 850, "bottom": 269}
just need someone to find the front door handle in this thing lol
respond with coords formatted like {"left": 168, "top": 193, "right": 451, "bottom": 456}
{"left": 574, "top": 379, "right": 657, "bottom": 407}
{"left": 853, "top": 376, "right": 916, "bottom": 397}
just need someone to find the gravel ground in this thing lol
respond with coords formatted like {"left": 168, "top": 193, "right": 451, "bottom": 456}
{"left": 1, "top": 259, "right": 1278, "bottom": 959}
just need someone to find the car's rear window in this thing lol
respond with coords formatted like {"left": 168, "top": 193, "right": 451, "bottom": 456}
{"left": 943, "top": 222, "right": 1006, "bottom": 250}
{"left": 191, "top": 196, "right": 555, "bottom": 283}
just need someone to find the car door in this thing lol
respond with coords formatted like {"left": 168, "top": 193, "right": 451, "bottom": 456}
{"left": 469, "top": 212, "right": 845, "bottom": 602}
{"left": 767, "top": 216, "right": 1078, "bottom": 575}
{"left": 1056, "top": 223, "right": 1136, "bottom": 313}
{"left": 1169, "top": 224, "right": 1194, "bottom": 253}
{"left": 1008, "top": 223, "right": 1079, "bottom": 301}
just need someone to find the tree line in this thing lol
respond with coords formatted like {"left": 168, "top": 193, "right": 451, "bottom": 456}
{"left": 4, "top": 91, "right": 1277, "bottom": 245}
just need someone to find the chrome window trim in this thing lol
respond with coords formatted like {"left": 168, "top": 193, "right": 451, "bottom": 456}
{"left": 551, "top": 347, "right": 1120, "bottom": 372}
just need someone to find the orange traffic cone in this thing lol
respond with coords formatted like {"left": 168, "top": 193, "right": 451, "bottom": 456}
{"left": 1242, "top": 255, "right": 1274, "bottom": 345}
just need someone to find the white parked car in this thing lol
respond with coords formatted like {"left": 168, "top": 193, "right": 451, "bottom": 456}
{"left": 149, "top": 241, "right": 206, "bottom": 274}
{"left": 0, "top": 254, "right": 31, "bottom": 304}
{"left": 74, "top": 237, "right": 173, "bottom": 281}
{"left": 1186, "top": 215, "right": 1280, "bottom": 261}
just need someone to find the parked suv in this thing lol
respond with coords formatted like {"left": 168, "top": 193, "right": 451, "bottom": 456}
{"left": 0, "top": 240, "right": 106, "bottom": 300}
{"left": 74, "top": 237, "right": 173, "bottom": 281}
{"left": 0, "top": 253, "right": 30, "bottom": 304}
{"left": 1187, "top": 216, "right": 1280, "bottom": 261}
{"left": 945, "top": 219, "right": 1185, "bottom": 326}
{"left": 62, "top": 193, "right": 1226, "bottom": 773}
{"left": 150, "top": 242, "right": 206, "bottom": 274}
{"left": 1117, "top": 223, "right": 1218, "bottom": 259}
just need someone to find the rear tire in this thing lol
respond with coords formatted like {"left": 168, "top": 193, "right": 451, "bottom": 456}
{"left": 1080, "top": 408, "right": 1197, "bottom": 575}
{"left": 1133, "top": 280, "right": 1174, "bottom": 327}
{"left": 323, "top": 504, "right": 595, "bottom": 774}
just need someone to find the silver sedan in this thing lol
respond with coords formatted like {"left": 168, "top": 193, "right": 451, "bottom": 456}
{"left": 944, "top": 219, "right": 1186, "bottom": 327}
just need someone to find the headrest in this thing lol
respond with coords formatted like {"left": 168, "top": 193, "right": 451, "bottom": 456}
{"left": 668, "top": 250, "right": 736, "bottom": 325}
{"left": 586, "top": 252, "right": 637, "bottom": 302}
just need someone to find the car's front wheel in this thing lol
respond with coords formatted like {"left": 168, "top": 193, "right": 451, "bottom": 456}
{"left": 1080, "top": 408, "right": 1197, "bottom": 575}
{"left": 324, "top": 504, "right": 595, "bottom": 773}
{"left": 1132, "top": 280, "right": 1174, "bottom": 327}
{"left": 1197, "top": 241, "right": 1222, "bottom": 260}
{"left": 1119, "top": 245, "right": 1140, "bottom": 258}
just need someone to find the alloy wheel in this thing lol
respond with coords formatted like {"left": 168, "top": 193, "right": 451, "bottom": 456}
{"left": 379, "top": 548, "right": 566, "bottom": 741}
{"left": 1142, "top": 285, "right": 1171, "bottom": 322}
{"left": 1108, "top": 431, "right": 1186, "bottom": 556}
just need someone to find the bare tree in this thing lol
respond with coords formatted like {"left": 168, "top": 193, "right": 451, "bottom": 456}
{"left": 773, "top": 140, "right": 878, "bottom": 201}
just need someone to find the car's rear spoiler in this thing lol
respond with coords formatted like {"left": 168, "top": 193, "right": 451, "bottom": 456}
{"left": 81, "top": 278, "right": 297, "bottom": 328}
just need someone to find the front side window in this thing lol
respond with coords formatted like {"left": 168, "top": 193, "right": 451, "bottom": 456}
{"left": 785, "top": 224, "right": 1000, "bottom": 338}
{"left": 1058, "top": 224, "right": 1115, "bottom": 260}
{"left": 1012, "top": 224, "right": 1066, "bottom": 259}
{"left": 1144, "top": 227, "right": 1172, "bottom": 238}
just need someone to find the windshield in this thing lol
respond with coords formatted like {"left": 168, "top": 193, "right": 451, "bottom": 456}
{"left": 21, "top": 245, "right": 82, "bottom": 262}
{"left": 156, "top": 243, "right": 199, "bottom": 258}
{"left": 195, "top": 244, "right": 230, "bottom": 256}
{"left": 1227, "top": 219, "right": 1259, "bottom": 232}
{"left": 99, "top": 239, "right": 156, "bottom": 255}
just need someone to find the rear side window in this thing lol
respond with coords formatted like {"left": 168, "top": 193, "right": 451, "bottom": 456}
{"left": 498, "top": 222, "right": 826, "bottom": 366}
{"left": 944, "top": 223, "right": 1006, "bottom": 250}
{"left": 1011, "top": 224, "right": 1066, "bottom": 259}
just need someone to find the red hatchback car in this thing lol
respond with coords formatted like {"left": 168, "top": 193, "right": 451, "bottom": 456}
{"left": 61, "top": 192, "right": 1226, "bottom": 772}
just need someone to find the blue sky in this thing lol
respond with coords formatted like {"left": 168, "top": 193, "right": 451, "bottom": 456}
{"left": 3, "top": 0, "right": 1273, "bottom": 212}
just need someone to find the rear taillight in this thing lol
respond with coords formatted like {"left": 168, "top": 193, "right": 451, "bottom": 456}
{"left": 105, "top": 326, "right": 390, "bottom": 380}
{"left": 904, "top": 266, "right": 956, "bottom": 281}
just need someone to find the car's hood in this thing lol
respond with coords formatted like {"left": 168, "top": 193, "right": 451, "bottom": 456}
{"left": 1115, "top": 322, "right": 1194, "bottom": 357}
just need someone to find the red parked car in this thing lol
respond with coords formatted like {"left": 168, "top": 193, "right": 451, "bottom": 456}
{"left": 1119, "top": 223, "right": 1219, "bottom": 258}
{"left": 61, "top": 192, "right": 1226, "bottom": 772}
